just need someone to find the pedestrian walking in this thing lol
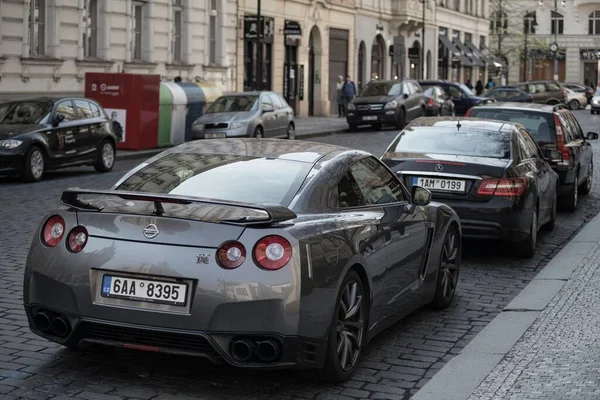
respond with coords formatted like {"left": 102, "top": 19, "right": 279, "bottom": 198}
{"left": 341, "top": 75, "right": 357, "bottom": 117}
{"left": 485, "top": 77, "right": 495, "bottom": 90}
{"left": 466, "top": 79, "right": 473, "bottom": 90}
{"left": 475, "top": 80, "right": 484, "bottom": 96}
{"left": 336, "top": 75, "right": 344, "bottom": 118}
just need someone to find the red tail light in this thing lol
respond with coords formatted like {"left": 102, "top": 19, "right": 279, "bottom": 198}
{"left": 67, "top": 226, "right": 88, "bottom": 253}
{"left": 553, "top": 113, "right": 570, "bottom": 161}
{"left": 427, "top": 98, "right": 434, "bottom": 106}
{"left": 254, "top": 235, "right": 292, "bottom": 271}
{"left": 562, "top": 89, "right": 567, "bottom": 98}
{"left": 217, "top": 241, "right": 246, "bottom": 269}
{"left": 465, "top": 107, "right": 473, "bottom": 117}
{"left": 42, "top": 215, "right": 66, "bottom": 247}
{"left": 477, "top": 177, "right": 527, "bottom": 197}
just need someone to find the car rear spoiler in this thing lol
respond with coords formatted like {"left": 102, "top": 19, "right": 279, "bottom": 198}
{"left": 60, "top": 188, "right": 298, "bottom": 226}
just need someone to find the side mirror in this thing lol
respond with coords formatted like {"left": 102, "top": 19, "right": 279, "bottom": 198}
{"left": 412, "top": 186, "right": 432, "bottom": 206}
{"left": 586, "top": 132, "right": 599, "bottom": 140}
{"left": 53, "top": 114, "right": 65, "bottom": 127}
{"left": 403, "top": 93, "right": 409, "bottom": 99}
{"left": 547, "top": 150, "right": 563, "bottom": 163}
{"left": 262, "top": 105, "right": 274, "bottom": 113}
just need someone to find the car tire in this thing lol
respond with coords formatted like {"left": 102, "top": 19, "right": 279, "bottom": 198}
{"left": 395, "top": 108, "right": 406, "bottom": 130}
{"left": 569, "top": 99, "right": 580, "bottom": 110}
{"left": 514, "top": 205, "right": 538, "bottom": 258}
{"left": 371, "top": 123, "right": 382, "bottom": 131}
{"left": 22, "top": 145, "right": 45, "bottom": 182}
{"left": 286, "top": 123, "right": 296, "bottom": 140}
{"left": 253, "top": 126, "right": 264, "bottom": 138}
{"left": 559, "top": 174, "right": 578, "bottom": 212}
{"left": 437, "top": 108, "right": 442, "bottom": 117}
{"left": 429, "top": 224, "right": 460, "bottom": 309}
{"left": 94, "top": 140, "right": 116, "bottom": 173}
{"left": 543, "top": 193, "right": 557, "bottom": 231}
{"left": 348, "top": 124, "right": 358, "bottom": 132}
{"left": 591, "top": 110, "right": 596, "bottom": 115}
{"left": 580, "top": 161, "right": 593, "bottom": 195}
{"left": 318, "top": 269, "right": 367, "bottom": 383}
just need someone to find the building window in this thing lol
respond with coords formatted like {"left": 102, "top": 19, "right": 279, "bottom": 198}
{"left": 589, "top": 10, "right": 600, "bottom": 35}
{"left": 209, "top": 0, "right": 218, "bottom": 65}
{"left": 132, "top": 2, "right": 144, "bottom": 60}
{"left": 467, "top": 0, "right": 473, "bottom": 14}
{"left": 172, "top": 0, "right": 183, "bottom": 62}
{"left": 490, "top": 11, "right": 507, "bottom": 34}
{"left": 454, "top": 0, "right": 460, "bottom": 12}
{"left": 551, "top": 11, "right": 564, "bottom": 35}
{"left": 83, "top": 0, "right": 98, "bottom": 58}
{"left": 29, "top": 0, "right": 46, "bottom": 56}
{"left": 524, "top": 12, "right": 537, "bottom": 34}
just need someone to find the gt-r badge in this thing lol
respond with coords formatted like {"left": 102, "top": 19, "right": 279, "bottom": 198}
{"left": 142, "top": 224, "right": 159, "bottom": 239}
{"left": 196, "top": 253, "right": 210, "bottom": 264}
{"left": 435, "top": 164, "right": 443, "bottom": 172}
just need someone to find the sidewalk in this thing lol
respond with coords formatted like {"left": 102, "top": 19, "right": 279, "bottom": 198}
{"left": 116, "top": 116, "right": 348, "bottom": 161}
{"left": 413, "top": 214, "right": 600, "bottom": 400}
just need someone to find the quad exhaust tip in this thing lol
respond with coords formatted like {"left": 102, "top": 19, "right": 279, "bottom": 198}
{"left": 33, "top": 310, "right": 71, "bottom": 338}
{"left": 230, "top": 339, "right": 256, "bottom": 362}
{"left": 33, "top": 311, "right": 52, "bottom": 332}
{"left": 256, "top": 339, "right": 281, "bottom": 363}
{"left": 230, "top": 338, "right": 282, "bottom": 363}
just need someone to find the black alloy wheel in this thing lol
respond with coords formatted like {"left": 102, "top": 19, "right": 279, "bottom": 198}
{"left": 515, "top": 205, "right": 538, "bottom": 258}
{"left": 580, "top": 161, "right": 593, "bottom": 195}
{"left": 430, "top": 225, "right": 460, "bottom": 309}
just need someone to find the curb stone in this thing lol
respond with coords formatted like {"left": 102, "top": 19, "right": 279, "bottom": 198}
{"left": 411, "top": 212, "right": 600, "bottom": 400}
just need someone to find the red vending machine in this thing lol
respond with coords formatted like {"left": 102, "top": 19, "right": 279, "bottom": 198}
{"left": 84, "top": 73, "right": 160, "bottom": 150}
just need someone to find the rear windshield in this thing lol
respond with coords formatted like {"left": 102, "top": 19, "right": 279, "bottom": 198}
{"left": 388, "top": 127, "right": 511, "bottom": 159}
{"left": 360, "top": 82, "right": 402, "bottom": 97}
{"left": 469, "top": 109, "right": 556, "bottom": 144}
{"left": 115, "top": 153, "right": 311, "bottom": 206}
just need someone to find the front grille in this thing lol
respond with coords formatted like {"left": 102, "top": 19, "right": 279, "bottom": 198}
{"left": 80, "top": 322, "right": 219, "bottom": 356}
{"left": 205, "top": 123, "right": 228, "bottom": 129}
{"left": 356, "top": 104, "right": 384, "bottom": 111}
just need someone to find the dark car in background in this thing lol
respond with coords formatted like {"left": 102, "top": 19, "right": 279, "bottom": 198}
{"left": 423, "top": 86, "right": 455, "bottom": 116}
{"left": 516, "top": 80, "right": 568, "bottom": 105}
{"left": 466, "top": 103, "right": 598, "bottom": 211}
{"left": 483, "top": 87, "right": 533, "bottom": 103}
{"left": 346, "top": 79, "right": 426, "bottom": 131}
{"left": 563, "top": 83, "right": 593, "bottom": 103}
{"left": 381, "top": 118, "right": 560, "bottom": 257}
{"left": 419, "top": 80, "right": 494, "bottom": 116}
{"left": 0, "top": 97, "right": 117, "bottom": 182}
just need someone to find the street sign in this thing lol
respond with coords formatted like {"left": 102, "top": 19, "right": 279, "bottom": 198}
{"left": 393, "top": 36, "right": 405, "bottom": 65}
{"left": 284, "top": 20, "right": 302, "bottom": 36}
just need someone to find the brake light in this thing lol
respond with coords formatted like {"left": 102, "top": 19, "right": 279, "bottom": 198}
{"left": 465, "top": 107, "right": 473, "bottom": 117}
{"left": 254, "top": 235, "right": 292, "bottom": 271}
{"left": 427, "top": 98, "right": 434, "bottom": 107}
{"left": 217, "top": 241, "right": 246, "bottom": 269}
{"left": 42, "top": 215, "right": 65, "bottom": 247}
{"left": 477, "top": 177, "right": 527, "bottom": 197}
{"left": 67, "top": 226, "right": 88, "bottom": 253}
{"left": 553, "top": 113, "right": 570, "bottom": 161}
{"left": 562, "top": 89, "right": 567, "bottom": 98}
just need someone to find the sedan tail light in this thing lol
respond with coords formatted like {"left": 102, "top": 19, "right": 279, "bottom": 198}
{"left": 217, "top": 241, "right": 246, "bottom": 269}
{"left": 254, "top": 235, "right": 292, "bottom": 271}
{"left": 42, "top": 215, "right": 66, "bottom": 247}
{"left": 427, "top": 98, "right": 434, "bottom": 107}
{"left": 67, "top": 226, "right": 88, "bottom": 253}
{"left": 477, "top": 177, "right": 527, "bottom": 197}
{"left": 465, "top": 107, "right": 473, "bottom": 117}
{"left": 553, "top": 113, "right": 571, "bottom": 162}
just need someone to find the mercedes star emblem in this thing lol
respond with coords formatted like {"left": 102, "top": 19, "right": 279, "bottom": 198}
{"left": 143, "top": 224, "right": 159, "bottom": 239}
{"left": 435, "top": 164, "right": 444, "bottom": 172}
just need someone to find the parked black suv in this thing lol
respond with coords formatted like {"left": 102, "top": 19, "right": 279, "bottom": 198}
{"left": 419, "top": 80, "right": 494, "bottom": 116}
{"left": 346, "top": 79, "right": 425, "bottom": 131}
{"left": 466, "top": 103, "right": 598, "bottom": 211}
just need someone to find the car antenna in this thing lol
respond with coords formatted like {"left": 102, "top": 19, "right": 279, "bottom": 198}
{"left": 456, "top": 120, "right": 462, "bottom": 131}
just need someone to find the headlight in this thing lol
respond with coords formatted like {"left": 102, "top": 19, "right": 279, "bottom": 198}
{"left": 0, "top": 139, "right": 23, "bottom": 149}
{"left": 347, "top": 103, "right": 356, "bottom": 110}
{"left": 384, "top": 101, "right": 398, "bottom": 109}
{"left": 192, "top": 123, "right": 204, "bottom": 131}
{"left": 230, "top": 121, "right": 249, "bottom": 130}
{"left": 485, "top": 99, "right": 496, "bottom": 104}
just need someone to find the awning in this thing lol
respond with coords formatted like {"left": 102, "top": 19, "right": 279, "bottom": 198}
{"left": 465, "top": 40, "right": 492, "bottom": 64}
{"left": 479, "top": 43, "right": 505, "bottom": 68}
{"left": 439, "top": 35, "right": 472, "bottom": 66}
{"left": 454, "top": 38, "right": 486, "bottom": 67}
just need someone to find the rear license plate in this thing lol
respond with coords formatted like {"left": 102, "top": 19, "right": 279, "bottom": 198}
{"left": 412, "top": 177, "right": 466, "bottom": 193}
{"left": 101, "top": 275, "right": 188, "bottom": 306}
{"left": 205, "top": 132, "right": 226, "bottom": 139}
{"left": 362, "top": 115, "right": 378, "bottom": 121}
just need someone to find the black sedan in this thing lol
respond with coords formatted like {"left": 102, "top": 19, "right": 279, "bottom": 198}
{"left": 483, "top": 87, "right": 533, "bottom": 103}
{"left": 381, "top": 118, "right": 560, "bottom": 258}
{"left": 0, "top": 97, "right": 118, "bottom": 181}
{"left": 418, "top": 80, "right": 494, "bottom": 116}
{"left": 423, "top": 86, "right": 455, "bottom": 116}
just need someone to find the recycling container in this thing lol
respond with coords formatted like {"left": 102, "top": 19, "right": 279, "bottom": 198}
{"left": 176, "top": 82, "right": 206, "bottom": 141}
{"left": 162, "top": 82, "right": 188, "bottom": 145}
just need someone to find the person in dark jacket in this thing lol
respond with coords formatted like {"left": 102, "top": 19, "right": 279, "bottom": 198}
{"left": 466, "top": 79, "right": 473, "bottom": 90}
{"left": 341, "top": 75, "right": 357, "bottom": 116}
{"left": 475, "top": 80, "right": 484, "bottom": 96}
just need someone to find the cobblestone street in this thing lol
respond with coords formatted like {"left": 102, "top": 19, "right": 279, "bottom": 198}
{"left": 1, "top": 110, "right": 599, "bottom": 400}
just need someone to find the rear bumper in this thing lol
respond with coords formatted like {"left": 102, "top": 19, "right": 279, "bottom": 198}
{"left": 555, "top": 166, "right": 576, "bottom": 195}
{"left": 346, "top": 110, "right": 398, "bottom": 125}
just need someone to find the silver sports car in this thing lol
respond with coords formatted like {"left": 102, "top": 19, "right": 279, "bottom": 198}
{"left": 23, "top": 138, "right": 461, "bottom": 382}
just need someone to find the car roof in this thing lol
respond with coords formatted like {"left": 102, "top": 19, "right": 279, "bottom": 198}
{"left": 366, "top": 79, "right": 415, "bottom": 84}
{"left": 469, "top": 102, "right": 559, "bottom": 112}
{"left": 154, "top": 138, "right": 353, "bottom": 164}
{"left": 407, "top": 117, "right": 514, "bottom": 134}
{"left": 418, "top": 80, "right": 459, "bottom": 85}
{"left": 220, "top": 91, "right": 275, "bottom": 97}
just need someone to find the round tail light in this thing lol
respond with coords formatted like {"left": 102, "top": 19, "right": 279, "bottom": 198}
{"left": 254, "top": 235, "right": 292, "bottom": 271}
{"left": 217, "top": 241, "right": 246, "bottom": 269}
{"left": 42, "top": 215, "right": 66, "bottom": 247}
{"left": 67, "top": 226, "right": 88, "bottom": 253}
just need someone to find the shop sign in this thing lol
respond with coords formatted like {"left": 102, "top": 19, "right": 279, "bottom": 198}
{"left": 244, "top": 15, "right": 274, "bottom": 40}
{"left": 581, "top": 49, "right": 600, "bottom": 60}
{"left": 284, "top": 20, "right": 302, "bottom": 36}
{"left": 408, "top": 48, "right": 420, "bottom": 59}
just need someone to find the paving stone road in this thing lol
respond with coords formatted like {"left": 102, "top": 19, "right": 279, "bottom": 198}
{"left": 1, "top": 110, "right": 600, "bottom": 400}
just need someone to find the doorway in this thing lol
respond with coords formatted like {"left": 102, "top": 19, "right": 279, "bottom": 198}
{"left": 308, "top": 26, "right": 322, "bottom": 116}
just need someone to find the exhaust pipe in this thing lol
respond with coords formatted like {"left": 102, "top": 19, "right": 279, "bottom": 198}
{"left": 230, "top": 339, "right": 255, "bottom": 362}
{"left": 256, "top": 339, "right": 281, "bottom": 363}
{"left": 33, "top": 311, "right": 52, "bottom": 332}
{"left": 50, "top": 316, "right": 71, "bottom": 338}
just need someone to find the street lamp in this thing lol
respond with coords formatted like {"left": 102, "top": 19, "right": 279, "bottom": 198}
{"left": 420, "top": 0, "right": 426, "bottom": 80}
{"left": 524, "top": 19, "right": 538, "bottom": 81}
{"left": 539, "top": 0, "right": 566, "bottom": 81}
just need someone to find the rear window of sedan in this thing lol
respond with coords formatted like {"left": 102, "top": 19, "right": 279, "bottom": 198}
{"left": 115, "top": 153, "right": 311, "bottom": 206}
{"left": 468, "top": 109, "right": 556, "bottom": 144}
{"left": 387, "top": 127, "right": 511, "bottom": 159}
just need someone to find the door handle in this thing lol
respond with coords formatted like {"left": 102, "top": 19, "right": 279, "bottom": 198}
{"left": 382, "top": 225, "right": 391, "bottom": 231}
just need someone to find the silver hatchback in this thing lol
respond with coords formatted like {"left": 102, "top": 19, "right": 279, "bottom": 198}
{"left": 190, "top": 91, "right": 295, "bottom": 140}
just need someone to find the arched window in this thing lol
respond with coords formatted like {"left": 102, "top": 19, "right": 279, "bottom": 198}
{"left": 490, "top": 11, "right": 507, "bottom": 34}
{"left": 524, "top": 12, "right": 537, "bottom": 34}
{"left": 551, "top": 11, "right": 564, "bottom": 35}
{"left": 589, "top": 11, "right": 600, "bottom": 35}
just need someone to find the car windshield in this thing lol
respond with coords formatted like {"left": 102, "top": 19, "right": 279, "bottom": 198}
{"left": 469, "top": 109, "right": 556, "bottom": 144}
{"left": 115, "top": 153, "right": 311, "bottom": 206}
{"left": 206, "top": 96, "right": 258, "bottom": 113}
{"left": 360, "top": 82, "right": 402, "bottom": 97}
{"left": 0, "top": 101, "right": 53, "bottom": 125}
{"left": 388, "top": 127, "right": 511, "bottom": 159}
{"left": 457, "top": 83, "right": 474, "bottom": 96}
{"left": 595, "top": 88, "right": 600, "bottom": 96}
